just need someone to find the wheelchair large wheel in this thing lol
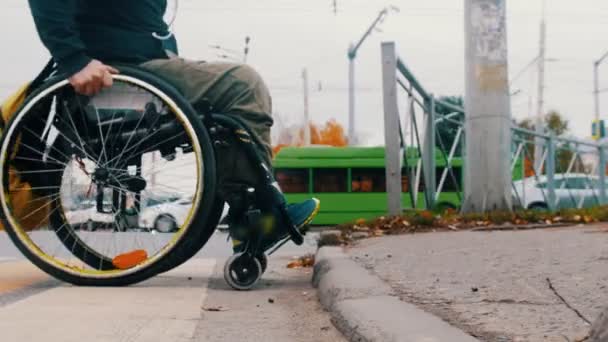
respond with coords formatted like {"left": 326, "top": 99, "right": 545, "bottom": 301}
{"left": 0, "top": 66, "right": 217, "bottom": 286}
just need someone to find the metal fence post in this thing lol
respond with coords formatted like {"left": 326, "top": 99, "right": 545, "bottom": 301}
{"left": 381, "top": 42, "right": 402, "bottom": 216}
{"left": 546, "top": 134, "right": 556, "bottom": 210}
{"left": 422, "top": 95, "right": 437, "bottom": 209}
{"left": 599, "top": 145, "right": 607, "bottom": 205}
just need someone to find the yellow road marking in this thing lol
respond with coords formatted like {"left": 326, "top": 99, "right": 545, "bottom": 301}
{"left": 0, "top": 260, "right": 47, "bottom": 295}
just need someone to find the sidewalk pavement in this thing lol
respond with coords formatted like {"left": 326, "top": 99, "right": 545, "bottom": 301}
{"left": 0, "top": 254, "right": 344, "bottom": 342}
{"left": 314, "top": 225, "right": 608, "bottom": 342}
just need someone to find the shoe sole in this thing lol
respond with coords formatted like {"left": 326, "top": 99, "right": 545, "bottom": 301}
{"left": 298, "top": 198, "right": 321, "bottom": 228}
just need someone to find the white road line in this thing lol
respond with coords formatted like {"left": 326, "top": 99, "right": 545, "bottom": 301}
{"left": 0, "top": 258, "right": 216, "bottom": 342}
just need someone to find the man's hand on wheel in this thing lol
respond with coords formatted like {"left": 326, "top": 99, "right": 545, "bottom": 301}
{"left": 69, "top": 60, "right": 119, "bottom": 96}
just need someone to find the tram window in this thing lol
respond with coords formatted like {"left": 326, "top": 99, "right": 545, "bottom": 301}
{"left": 402, "top": 169, "right": 425, "bottom": 192}
{"left": 275, "top": 169, "right": 309, "bottom": 193}
{"left": 402, "top": 174, "right": 409, "bottom": 192}
{"left": 352, "top": 168, "right": 386, "bottom": 192}
{"left": 436, "top": 167, "right": 463, "bottom": 192}
{"left": 314, "top": 169, "right": 348, "bottom": 193}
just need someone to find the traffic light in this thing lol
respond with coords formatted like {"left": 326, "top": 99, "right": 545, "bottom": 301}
{"left": 592, "top": 120, "right": 606, "bottom": 140}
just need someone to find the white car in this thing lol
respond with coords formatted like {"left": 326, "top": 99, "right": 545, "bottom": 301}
{"left": 139, "top": 196, "right": 190, "bottom": 233}
{"left": 65, "top": 200, "right": 116, "bottom": 230}
{"left": 139, "top": 197, "right": 230, "bottom": 233}
{"left": 512, "top": 174, "right": 604, "bottom": 210}
{"left": 66, "top": 196, "right": 230, "bottom": 233}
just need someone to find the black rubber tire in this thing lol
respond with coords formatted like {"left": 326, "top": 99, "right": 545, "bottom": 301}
{"left": 224, "top": 252, "right": 262, "bottom": 291}
{"left": 256, "top": 254, "right": 268, "bottom": 274}
{"left": 528, "top": 202, "right": 549, "bottom": 211}
{"left": 154, "top": 215, "right": 178, "bottom": 233}
{"left": 0, "top": 65, "right": 218, "bottom": 286}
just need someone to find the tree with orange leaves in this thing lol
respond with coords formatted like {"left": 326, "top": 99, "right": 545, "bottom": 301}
{"left": 274, "top": 119, "right": 349, "bottom": 156}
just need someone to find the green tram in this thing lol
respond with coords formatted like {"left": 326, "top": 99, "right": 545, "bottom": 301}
{"left": 273, "top": 146, "right": 525, "bottom": 225}
{"left": 273, "top": 146, "right": 453, "bottom": 225}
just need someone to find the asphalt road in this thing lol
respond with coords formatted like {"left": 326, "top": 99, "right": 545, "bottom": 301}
{"left": 0, "top": 230, "right": 343, "bottom": 342}
{"left": 349, "top": 225, "right": 608, "bottom": 342}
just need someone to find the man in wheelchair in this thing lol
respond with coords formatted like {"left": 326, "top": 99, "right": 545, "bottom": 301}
{"left": 27, "top": 1, "right": 320, "bottom": 256}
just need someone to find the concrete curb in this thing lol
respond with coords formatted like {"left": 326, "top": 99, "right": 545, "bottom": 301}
{"left": 313, "top": 247, "right": 479, "bottom": 342}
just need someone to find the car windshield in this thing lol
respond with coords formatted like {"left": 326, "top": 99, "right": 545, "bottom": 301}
{"left": 145, "top": 195, "right": 181, "bottom": 207}
{"left": 536, "top": 177, "right": 601, "bottom": 190}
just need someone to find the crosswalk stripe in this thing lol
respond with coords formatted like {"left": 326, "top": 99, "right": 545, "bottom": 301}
{"left": 0, "top": 260, "right": 48, "bottom": 296}
{"left": 0, "top": 258, "right": 217, "bottom": 342}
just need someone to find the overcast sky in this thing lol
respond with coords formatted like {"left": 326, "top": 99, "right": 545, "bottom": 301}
{"left": 2, "top": 0, "right": 608, "bottom": 145}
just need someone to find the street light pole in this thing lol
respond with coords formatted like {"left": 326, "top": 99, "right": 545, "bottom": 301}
{"left": 348, "top": 44, "right": 356, "bottom": 144}
{"left": 594, "top": 50, "right": 608, "bottom": 123}
{"left": 347, "top": 6, "right": 399, "bottom": 145}
{"left": 534, "top": 5, "right": 547, "bottom": 172}
{"left": 302, "top": 68, "right": 311, "bottom": 145}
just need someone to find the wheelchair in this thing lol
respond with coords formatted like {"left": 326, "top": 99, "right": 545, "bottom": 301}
{"left": 0, "top": 64, "right": 304, "bottom": 290}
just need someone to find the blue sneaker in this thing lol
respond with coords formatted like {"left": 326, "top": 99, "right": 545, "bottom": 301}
{"left": 287, "top": 198, "right": 321, "bottom": 228}
{"left": 232, "top": 198, "right": 320, "bottom": 253}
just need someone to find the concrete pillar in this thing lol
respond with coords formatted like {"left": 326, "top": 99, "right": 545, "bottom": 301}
{"left": 462, "top": 0, "right": 513, "bottom": 212}
{"left": 381, "top": 42, "right": 403, "bottom": 216}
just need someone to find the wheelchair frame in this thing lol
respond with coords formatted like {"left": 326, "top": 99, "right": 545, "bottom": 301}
{"left": 0, "top": 64, "right": 304, "bottom": 290}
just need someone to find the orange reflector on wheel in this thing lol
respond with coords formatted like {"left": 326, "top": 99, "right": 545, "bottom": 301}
{"left": 112, "top": 250, "right": 148, "bottom": 270}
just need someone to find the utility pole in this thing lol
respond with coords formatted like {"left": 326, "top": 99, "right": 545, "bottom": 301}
{"left": 244, "top": 36, "right": 251, "bottom": 63}
{"left": 210, "top": 36, "right": 252, "bottom": 64}
{"left": 463, "top": 0, "right": 512, "bottom": 212}
{"left": 302, "top": 68, "right": 311, "bottom": 145}
{"left": 594, "top": 50, "right": 608, "bottom": 124}
{"left": 534, "top": 0, "right": 547, "bottom": 172}
{"left": 347, "top": 6, "right": 399, "bottom": 145}
{"left": 348, "top": 43, "right": 356, "bottom": 145}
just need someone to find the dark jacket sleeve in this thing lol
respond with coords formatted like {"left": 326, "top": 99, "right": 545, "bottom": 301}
{"left": 28, "top": 0, "right": 91, "bottom": 76}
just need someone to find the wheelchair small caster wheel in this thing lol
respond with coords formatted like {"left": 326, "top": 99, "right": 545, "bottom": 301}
{"left": 224, "top": 252, "right": 263, "bottom": 291}
{"left": 256, "top": 254, "right": 268, "bottom": 274}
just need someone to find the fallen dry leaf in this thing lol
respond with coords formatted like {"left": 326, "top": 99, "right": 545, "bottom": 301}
{"left": 372, "top": 229, "right": 385, "bottom": 237}
{"left": 287, "top": 254, "right": 315, "bottom": 269}
{"left": 287, "top": 260, "right": 303, "bottom": 269}
{"left": 353, "top": 225, "right": 370, "bottom": 232}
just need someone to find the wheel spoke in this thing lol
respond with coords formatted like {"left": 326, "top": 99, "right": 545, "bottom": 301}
{"left": 0, "top": 74, "right": 204, "bottom": 282}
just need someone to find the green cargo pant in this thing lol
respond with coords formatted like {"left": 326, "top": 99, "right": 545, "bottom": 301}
{"left": 140, "top": 57, "right": 274, "bottom": 196}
